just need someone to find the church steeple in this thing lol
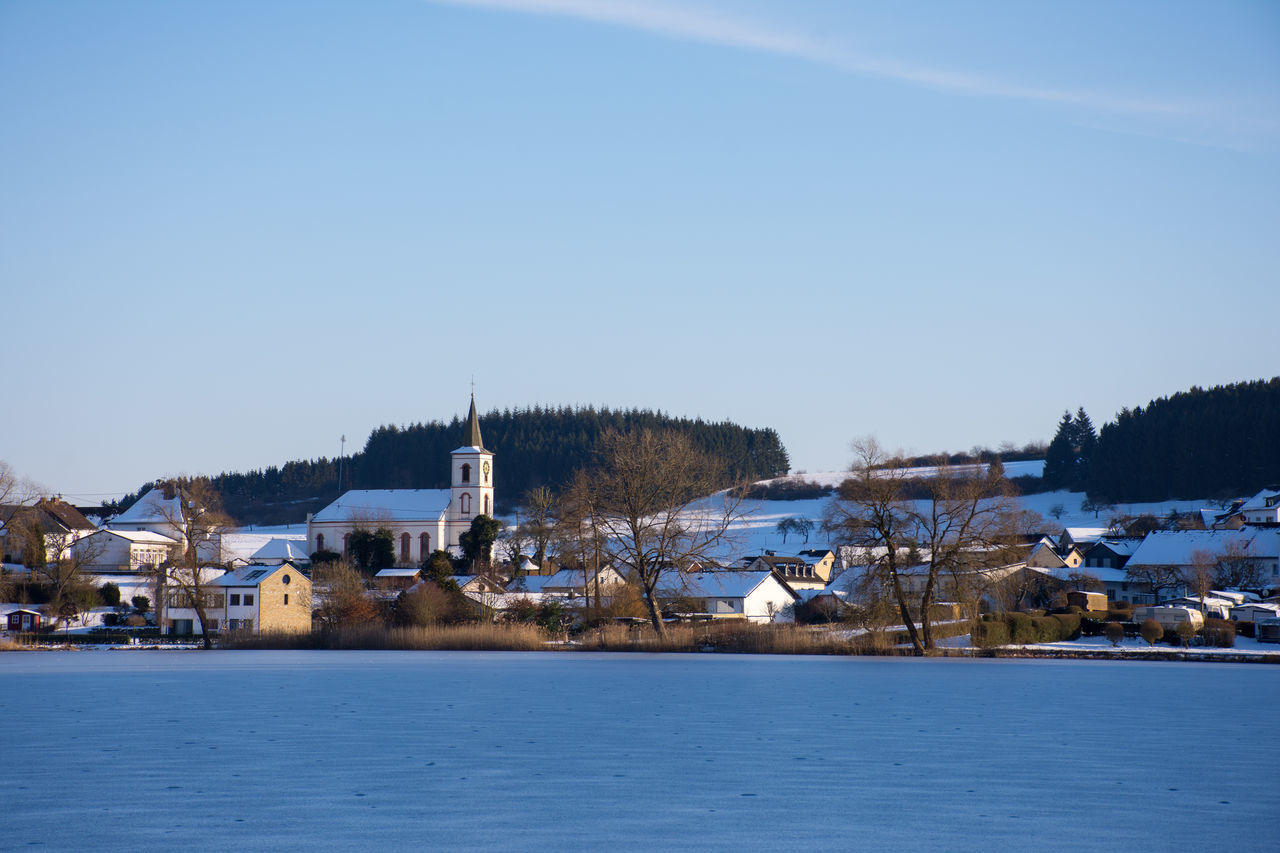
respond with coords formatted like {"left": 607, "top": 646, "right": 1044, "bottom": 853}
{"left": 465, "top": 394, "right": 484, "bottom": 450}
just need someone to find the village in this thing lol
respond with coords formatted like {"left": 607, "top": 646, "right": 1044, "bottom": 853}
{"left": 3, "top": 399, "right": 1279, "bottom": 656}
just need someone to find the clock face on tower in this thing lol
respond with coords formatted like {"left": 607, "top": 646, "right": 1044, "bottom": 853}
{"left": 482, "top": 461, "right": 491, "bottom": 482}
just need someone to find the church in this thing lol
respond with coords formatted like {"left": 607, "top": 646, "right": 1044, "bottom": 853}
{"left": 305, "top": 396, "right": 494, "bottom": 565}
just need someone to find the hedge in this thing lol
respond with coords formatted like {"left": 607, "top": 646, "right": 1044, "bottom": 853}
{"left": 1031, "top": 616, "right": 1062, "bottom": 643}
{"left": 970, "top": 620, "right": 1011, "bottom": 648}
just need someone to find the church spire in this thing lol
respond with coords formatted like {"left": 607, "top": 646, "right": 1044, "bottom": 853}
{"left": 465, "top": 394, "right": 485, "bottom": 450}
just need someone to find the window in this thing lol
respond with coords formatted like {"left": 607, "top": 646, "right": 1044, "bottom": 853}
{"left": 420, "top": 533, "right": 430, "bottom": 557}
{"left": 484, "top": 495, "right": 490, "bottom": 515}
{"left": 283, "top": 593, "right": 289, "bottom": 606}
{"left": 401, "top": 532, "right": 411, "bottom": 562}
{"left": 207, "top": 619, "right": 218, "bottom": 631}
{"left": 460, "top": 493, "right": 471, "bottom": 515}
{"left": 343, "top": 533, "right": 350, "bottom": 558}
{"left": 229, "top": 594, "right": 241, "bottom": 606}
{"left": 229, "top": 619, "right": 239, "bottom": 629}
{"left": 461, "top": 463, "right": 471, "bottom": 483}
{"left": 244, "top": 594, "right": 255, "bottom": 606}
{"left": 316, "top": 533, "right": 325, "bottom": 552}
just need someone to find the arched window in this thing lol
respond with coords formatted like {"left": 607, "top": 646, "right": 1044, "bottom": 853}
{"left": 316, "top": 533, "right": 325, "bottom": 552}
{"left": 483, "top": 494, "right": 490, "bottom": 515}
{"left": 401, "top": 533, "right": 411, "bottom": 563}
{"left": 420, "top": 532, "right": 430, "bottom": 558}
{"left": 460, "top": 493, "right": 471, "bottom": 515}
{"left": 461, "top": 463, "right": 471, "bottom": 483}
{"left": 342, "top": 533, "right": 350, "bottom": 558}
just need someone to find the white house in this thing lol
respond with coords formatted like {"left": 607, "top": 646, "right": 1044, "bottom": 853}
{"left": 162, "top": 563, "right": 311, "bottom": 635}
{"left": 657, "top": 571, "right": 799, "bottom": 623}
{"left": 73, "top": 529, "right": 178, "bottom": 573}
{"left": 306, "top": 395, "right": 494, "bottom": 564}
{"left": 104, "top": 486, "right": 222, "bottom": 563}
{"left": 1239, "top": 490, "right": 1280, "bottom": 526}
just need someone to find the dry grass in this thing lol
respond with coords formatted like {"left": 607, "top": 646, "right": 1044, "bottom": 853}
{"left": 222, "top": 622, "right": 549, "bottom": 651}
{"left": 0, "top": 637, "right": 31, "bottom": 651}
{"left": 574, "top": 622, "right": 865, "bottom": 655}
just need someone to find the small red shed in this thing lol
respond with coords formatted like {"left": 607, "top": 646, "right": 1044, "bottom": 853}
{"left": 6, "top": 609, "right": 42, "bottom": 632}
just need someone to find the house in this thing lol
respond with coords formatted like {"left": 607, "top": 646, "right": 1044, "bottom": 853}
{"left": 72, "top": 529, "right": 178, "bottom": 573}
{"left": 5, "top": 608, "right": 43, "bottom": 632}
{"left": 162, "top": 563, "right": 312, "bottom": 635}
{"left": 0, "top": 498, "right": 98, "bottom": 565}
{"left": 103, "top": 486, "right": 223, "bottom": 563}
{"left": 1237, "top": 490, "right": 1280, "bottom": 526}
{"left": 657, "top": 571, "right": 799, "bottom": 622}
{"left": 1082, "top": 539, "right": 1140, "bottom": 570}
{"left": 538, "top": 566, "right": 628, "bottom": 599}
{"left": 1066, "top": 590, "right": 1108, "bottom": 611}
{"left": 374, "top": 567, "right": 422, "bottom": 592}
{"left": 742, "top": 550, "right": 835, "bottom": 590}
{"left": 307, "top": 395, "right": 494, "bottom": 563}
{"left": 1060, "top": 527, "right": 1112, "bottom": 551}
{"left": 1126, "top": 529, "right": 1279, "bottom": 598}
{"left": 1026, "top": 541, "right": 1084, "bottom": 571}
{"left": 250, "top": 537, "right": 312, "bottom": 566}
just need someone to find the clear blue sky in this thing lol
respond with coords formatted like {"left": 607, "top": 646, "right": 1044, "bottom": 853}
{"left": 2, "top": 0, "right": 1278, "bottom": 501}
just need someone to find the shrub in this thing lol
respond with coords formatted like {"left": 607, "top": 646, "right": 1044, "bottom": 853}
{"left": 102, "top": 612, "right": 119, "bottom": 627}
{"left": 970, "top": 620, "right": 1010, "bottom": 648}
{"left": 99, "top": 583, "right": 121, "bottom": 607}
{"left": 1175, "top": 620, "right": 1197, "bottom": 647}
{"left": 1202, "top": 618, "right": 1235, "bottom": 648}
{"left": 1051, "top": 612, "right": 1082, "bottom": 641}
{"left": 1104, "top": 622, "right": 1125, "bottom": 646}
{"left": 1006, "top": 612, "right": 1036, "bottom": 645}
{"left": 1032, "top": 616, "right": 1062, "bottom": 643}
{"left": 1140, "top": 618, "right": 1163, "bottom": 647}
{"left": 131, "top": 595, "right": 150, "bottom": 614}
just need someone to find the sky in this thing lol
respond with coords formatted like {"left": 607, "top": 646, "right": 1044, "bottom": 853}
{"left": 2, "top": 0, "right": 1278, "bottom": 502}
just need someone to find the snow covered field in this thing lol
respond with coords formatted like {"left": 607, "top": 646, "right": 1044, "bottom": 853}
{"left": 2, "top": 652, "right": 1278, "bottom": 852}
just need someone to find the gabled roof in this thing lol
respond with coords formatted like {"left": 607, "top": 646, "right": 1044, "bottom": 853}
{"left": 36, "top": 499, "right": 97, "bottom": 532}
{"left": 212, "top": 563, "right": 302, "bottom": 587}
{"left": 1127, "top": 529, "right": 1270, "bottom": 567}
{"left": 312, "top": 489, "right": 451, "bottom": 523}
{"left": 108, "top": 489, "right": 184, "bottom": 526}
{"left": 658, "top": 571, "right": 798, "bottom": 601}
{"left": 251, "top": 537, "right": 311, "bottom": 562}
{"left": 1240, "top": 489, "right": 1280, "bottom": 512}
{"left": 96, "top": 529, "right": 178, "bottom": 545}
{"left": 375, "top": 567, "right": 422, "bottom": 578}
{"left": 1085, "top": 538, "right": 1141, "bottom": 557}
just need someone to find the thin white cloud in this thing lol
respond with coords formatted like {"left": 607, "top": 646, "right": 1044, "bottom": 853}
{"left": 428, "top": 0, "right": 1191, "bottom": 117}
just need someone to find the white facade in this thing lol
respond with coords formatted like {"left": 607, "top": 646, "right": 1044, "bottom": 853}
{"left": 74, "top": 529, "right": 178, "bottom": 572}
{"left": 307, "top": 396, "right": 495, "bottom": 563}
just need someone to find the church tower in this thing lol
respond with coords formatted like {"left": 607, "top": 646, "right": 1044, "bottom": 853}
{"left": 446, "top": 394, "right": 494, "bottom": 549}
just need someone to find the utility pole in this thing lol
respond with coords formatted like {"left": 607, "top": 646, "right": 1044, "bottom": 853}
{"left": 338, "top": 435, "right": 346, "bottom": 493}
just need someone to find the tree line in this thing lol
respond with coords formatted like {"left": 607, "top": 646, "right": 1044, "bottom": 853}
{"left": 1040, "top": 378, "right": 1280, "bottom": 503}
{"left": 105, "top": 406, "right": 790, "bottom": 525}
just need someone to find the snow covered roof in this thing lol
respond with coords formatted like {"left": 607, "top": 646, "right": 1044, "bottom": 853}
{"left": 375, "top": 568, "right": 421, "bottom": 578}
{"left": 312, "top": 490, "right": 451, "bottom": 523}
{"left": 1128, "top": 530, "right": 1268, "bottom": 567}
{"left": 1240, "top": 489, "right": 1280, "bottom": 512}
{"left": 99, "top": 529, "right": 178, "bottom": 545}
{"left": 212, "top": 564, "right": 301, "bottom": 587}
{"left": 658, "top": 571, "right": 797, "bottom": 601}
{"left": 1062, "top": 527, "right": 1111, "bottom": 545}
{"left": 1086, "top": 538, "right": 1141, "bottom": 557}
{"left": 251, "top": 538, "right": 311, "bottom": 563}
{"left": 108, "top": 489, "right": 184, "bottom": 526}
{"left": 507, "top": 574, "right": 555, "bottom": 593}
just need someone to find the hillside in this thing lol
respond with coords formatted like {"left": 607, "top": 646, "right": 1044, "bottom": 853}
{"left": 111, "top": 407, "right": 790, "bottom": 526}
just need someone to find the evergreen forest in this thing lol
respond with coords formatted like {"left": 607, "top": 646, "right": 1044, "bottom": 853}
{"left": 1042, "top": 378, "right": 1280, "bottom": 503}
{"left": 107, "top": 407, "right": 790, "bottom": 525}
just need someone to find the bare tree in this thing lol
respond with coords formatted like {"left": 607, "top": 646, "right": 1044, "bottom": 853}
{"left": 520, "top": 486, "right": 558, "bottom": 569}
{"left": 793, "top": 517, "right": 815, "bottom": 543}
{"left": 1213, "top": 539, "right": 1266, "bottom": 591}
{"left": 775, "top": 518, "right": 796, "bottom": 543}
{"left": 1123, "top": 562, "right": 1183, "bottom": 605}
{"left": 146, "top": 478, "right": 233, "bottom": 649}
{"left": 29, "top": 531, "right": 107, "bottom": 629}
{"left": 313, "top": 559, "right": 380, "bottom": 631}
{"left": 1185, "top": 549, "right": 1217, "bottom": 609}
{"left": 823, "top": 439, "right": 1021, "bottom": 654}
{"left": 576, "top": 428, "right": 744, "bottom": 636}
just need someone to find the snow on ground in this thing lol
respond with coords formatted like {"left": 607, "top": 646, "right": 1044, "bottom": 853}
{"left": 1, "top": 651, "right": 1276, "bottom": 852}
{"left": 718, "top": 466, "right": 1239, "bottom": 559}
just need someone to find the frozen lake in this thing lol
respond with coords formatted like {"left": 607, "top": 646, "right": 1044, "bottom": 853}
{"left": 2, "top": 652, "right": 1278, "bottom": 852}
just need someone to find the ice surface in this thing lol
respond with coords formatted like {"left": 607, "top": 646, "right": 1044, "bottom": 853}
{"left": 1, "top": 652, "right": 1277, "bottom": 852}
